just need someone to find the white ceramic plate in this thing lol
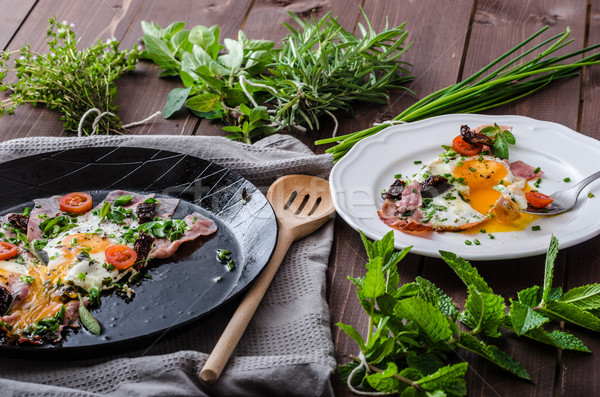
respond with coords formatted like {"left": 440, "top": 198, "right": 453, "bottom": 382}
{"left": 330, "top": 114, "right": 600, "bottom": 260}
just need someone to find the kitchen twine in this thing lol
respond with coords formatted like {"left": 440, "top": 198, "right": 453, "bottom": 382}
{"left": 77, "top": 108, "right": 162, "bottom": 137}
{"left": 346, "top": 352, "right": 397, "bottom": 396}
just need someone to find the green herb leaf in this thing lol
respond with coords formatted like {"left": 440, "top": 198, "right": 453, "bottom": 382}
{"left": 542, "top": 235, "right": 560, "bottom": 304}
{"left": 78, "top": 295, "right": 101, "bottom": 336}
{"left": 163, "top": 87, "right": 192, "bottom": 118}
{"left": 509, "top": 300, "right": 549, "bottom": 336}
{"left": 186, "top": 93, "right": 221, "bottom": 112}
{"left": 558, "top": 284, "right": 600, "bottom": 310}
{"left": 416, "top": 362, "right": 468, "bottom": 394}
{"left": 415, "top": 276, "right": 459, "bottom": 320}
{"left": 366, "top": 362, "right": 400, "bottom": 393}
{"left": 439, "top": 251, "right": 492, "bottom": 294}
{"left": 395, "top": 297, "right": 454, "bottom": 346}
{"left": 457, "top": 332, "right": 531, "bottom": 380}
{"left": 538, "top": 301, "right": 600, "bottom": 332}
{"left": 362, "top": 257, "right": 386, "bottom": 300}
{"left": 523, "top": 328, "right": 591, "bottom": 352}
{"left": 113, "top": 195, "right": 133, "bottom": 207}
{"left": 459, "top": 286, "right": 504, "bottom": 337}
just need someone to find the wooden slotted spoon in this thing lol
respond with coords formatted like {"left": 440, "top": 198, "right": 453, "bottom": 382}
{"left": 200, "top": 174, "right": 335, "bottom": 383}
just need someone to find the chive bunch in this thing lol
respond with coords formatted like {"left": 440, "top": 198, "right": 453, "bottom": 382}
{"left": 317, "top": 27, "right": 600, "bottom": 161}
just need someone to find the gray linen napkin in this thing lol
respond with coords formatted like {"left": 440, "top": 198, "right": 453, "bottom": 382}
{"left": 0, "top": 134, "right": 336, "bottom": 397}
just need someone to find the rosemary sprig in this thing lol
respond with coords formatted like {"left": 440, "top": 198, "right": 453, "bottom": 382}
{"left": 317, "top": 26, "right": 600, "bottom": 161}
{"left": 0, "top": 17, "right": 139, "bottom": 135}
{"left": 260, "top": 9, "right": 413, "bottom": 133}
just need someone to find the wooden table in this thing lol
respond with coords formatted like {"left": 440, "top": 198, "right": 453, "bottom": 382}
{"left": 1, "top": 1, "right": 599, "bottom": 396}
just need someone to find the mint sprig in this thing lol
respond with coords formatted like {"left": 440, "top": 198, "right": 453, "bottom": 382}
{"left": 340, "top": 232, "right": 600, "bottom": 395}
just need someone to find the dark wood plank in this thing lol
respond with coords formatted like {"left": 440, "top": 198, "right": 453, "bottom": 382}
{"left": 422, "top": 0, "right": 588, "bottom": 395}
{"left": 0, "top": 0, "right": 36, "bottom": 50}
{"left": 324, "top": 1, "right": 475, "bottom": 396}
{"left": 0, "top": 0, "right": 144, "bottom": 141}
{"left": 557, "top": 1, "right": 600, "bottom": 394}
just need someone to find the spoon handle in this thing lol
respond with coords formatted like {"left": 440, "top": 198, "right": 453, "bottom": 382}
{"left": 569, "top": 170, "right": 600, "bottom": 196}
{"left": 199, "top": 228, "right": 294, "bottom": 384}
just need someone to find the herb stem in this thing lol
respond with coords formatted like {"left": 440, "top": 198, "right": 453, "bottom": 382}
{"left": 349, "top": 355, "right": 427, "bottom": 392}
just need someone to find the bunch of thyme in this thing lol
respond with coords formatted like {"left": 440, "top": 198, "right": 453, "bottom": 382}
{"left": 0, "top": 17, "right": 139, "bottom": 135}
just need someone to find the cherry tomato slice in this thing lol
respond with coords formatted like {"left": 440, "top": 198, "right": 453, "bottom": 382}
{"left": 525, "top": 191, "right": 554, "bottom": 208}
{"left": 452, "top": 135, "right": 482, "bottom": 156}
{"left": 105, "top": 245, "right": 137, "bottom": 270}
{"left": 59, "top": 192, "right": 93, "bottom": 214}
{"left": 0, "top": 241, "right": 18, "bottom": 260}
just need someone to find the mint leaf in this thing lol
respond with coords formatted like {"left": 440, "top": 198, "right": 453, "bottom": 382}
{"left": 559, "top": 284, "right": 600, "bottom": 310}
{"left": 542, "top": 235, "right": 559, "bottom": 304}
{"left": 366, "top": 362, "right": 400, "bottom": 393}
{"left": 439, "top": 251, "right": 492, "bottom": 294}
{"left": 509, "top": 300, "right": 549, "bottom": 336}
{"left": 395, "top": 297, "right": 454, "bottom": 345}
{"left": 406, "top": 351, "right": 444, "bottom": 376}
{"left": 518, "top": 285, "right": 541, "bottom": 307}
{"left": 415, "top": 276, "right": 459, "bottom": 320}
{"left": 458, "top": 332, "right": 530, "bottom": 379}
{"left": 539, "top": 301, "right": 600, "bottom": 331}
{"left": 416, "top": 362, "right": 468, "bottom": 395}
{"left": 363, "top": 257, "right": 386, "bottom": 300}
{"left": 526, "top": 328, "right": 590, "bottom": 352}
{"left": 336, "top": 322, "right": 365, "bottom": 351}
{"left": 459, "top": 286, "right": 504, "bottom": 337}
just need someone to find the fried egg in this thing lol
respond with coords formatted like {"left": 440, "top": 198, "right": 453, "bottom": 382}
{"left": 411, "top": 154, "right": 538, "bottom": 232}
{"left": 44, "top": 213, "right": 138, "bottom": 292}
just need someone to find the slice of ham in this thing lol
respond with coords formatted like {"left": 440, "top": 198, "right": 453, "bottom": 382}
{"left": 27, "top": 195, "right": 63, "bottom": 241}
{"left": 98, "top": 190, "right": 179, "bottom": 220}
{"left": 149, "top": 212, "right": 217, "bottom": 259}
{"left": 378, "top": 181, "right": 432, "bottom": 233}
{"left": 4, "top": 274, "right": 30, "bottom": 311}
{"left": 509, "top": 160, "right": 543, "bottom": 180}
{"left": 396, "top": 180, "right": 423, "bottom": 212}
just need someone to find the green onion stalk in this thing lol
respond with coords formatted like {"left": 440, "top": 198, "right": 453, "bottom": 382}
{"left": 316, "top": 26, "right": 600, "bottom": 161}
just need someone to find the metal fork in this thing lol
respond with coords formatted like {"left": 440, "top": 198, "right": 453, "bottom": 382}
{"left": 520, "top": 170, "right": 600, "bottom": 215}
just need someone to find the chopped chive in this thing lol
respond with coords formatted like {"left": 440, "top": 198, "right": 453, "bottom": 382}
{"left": 480, "top": 229, "right": 486, "bottom": 233}
{"left": 473, "top": 239, "right": 481, "bottom": 245}
{"left": 588, "top": 192, "right": 595, "bottom": 198}
{"left": 413, "top": 160, "right": 422, "bottom": 164}
{"left": 564, "top": 177, "right": 571, "bottom": 182}
{"left": 394, "top": 173, "right": 402, "bottom": 179}
{"left": 488, "top": 233, "right": 495, "bottom": 239}
{"left": 533, "top": 166, "right": 541, "bottom": 173}
{"left": 531, "top": 225, "right": 541, "bottom": 231}
{"left": 464, "top": 240, "right": 472, "bottom": 245}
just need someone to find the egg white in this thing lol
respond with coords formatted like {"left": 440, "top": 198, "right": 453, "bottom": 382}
{"left": 44, "top": 212, "right": 140, "bottom": 292}
{"left": 410, "top": 154, "right": 527, "bottom": 229}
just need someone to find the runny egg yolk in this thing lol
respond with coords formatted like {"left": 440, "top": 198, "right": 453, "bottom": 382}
{"left": 453, "top": 159, "right": 538, "bottom": 233}
{"left": 47, "top": 233, "right": 113, "bottom": 279}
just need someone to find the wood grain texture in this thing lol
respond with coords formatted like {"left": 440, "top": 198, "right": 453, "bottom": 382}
{"left": 0, "top": 0, "right": 36, "bottom": 50}
{"left": 0, "top": 0, "right": 144, "bottom": 141}
{"left": 466, "top": 0, "right": 587, "bottom": 129}
{"left": 562, "top": 1, "right": 600, "bottom": 393}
